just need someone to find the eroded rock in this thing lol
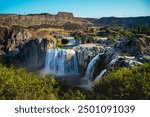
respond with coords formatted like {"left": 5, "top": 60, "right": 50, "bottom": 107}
{"left": 17, "top": 39, "right": 48, "bottom": 69}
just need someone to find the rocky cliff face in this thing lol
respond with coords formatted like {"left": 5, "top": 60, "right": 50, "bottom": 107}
{"left": 73, "top": 44, "right": 104, "bottom": 74}
{"left": 0, "top": 25, "right": 56, "bottom": 69}
{"left": 115, "top": 35, "right": 150, "bottom": 56}
{"left": 0, "top": 26, "right": 59, "bottom": 55}
{"left": 0, "top": 26, "right": 32, "bottom": 53}
{"left": 0, "top": 12, "right": 93, "bottom": 29}
{"left": 17, "top": 39, "right": 48, "bottom": 69}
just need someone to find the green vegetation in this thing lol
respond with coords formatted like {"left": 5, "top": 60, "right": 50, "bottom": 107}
{"left": 0, "top": 65, "right": 85, "bottom": 100}
{"left": 0, "top": 65, "right": 58, "bottom": 99}
{"left": 57, "top": 80, "right": 86, "bottom": 100}
{"left": 0, "top": 63, "right": 150, "bottom": 100}
{"left": 131, "top": 26, "right": 150, "bottom": 35}
{"left": 107, "top": 35, "right": 116, "bottom": 42}
{"left": 117, "top": 28, "right": 133, "bottom": 37}
{"left": 92, "top": 63, "right": 150, "bottom": 100}
{"left": 55, "top": 42, "right": 65, "bottom": 47}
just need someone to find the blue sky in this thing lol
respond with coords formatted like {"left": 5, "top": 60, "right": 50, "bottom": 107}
{"left": 0, "top": 0, "right": 150, "bottom": 18}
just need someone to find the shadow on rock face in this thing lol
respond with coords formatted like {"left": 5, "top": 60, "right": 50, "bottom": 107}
{"left": 17, "top": 39, "right": 48, "bottom": 70}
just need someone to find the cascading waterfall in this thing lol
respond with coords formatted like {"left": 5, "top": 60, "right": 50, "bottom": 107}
{"left": 92, "top": 56, "right": 118, "bottom": 83}
{"left": 84, "top": 53, "right": 101, "bottom": 81}
{"left": 67, "top": 37, "right": 76, "bottom": 45}
{"left": 93, "top": 69, "right": 107, "bottom": 83}
{"left": 84, "top": 52, "right": 117, "bottom": 84}
{"left": 42, "top": 49, "right": 79, "bottom": 76}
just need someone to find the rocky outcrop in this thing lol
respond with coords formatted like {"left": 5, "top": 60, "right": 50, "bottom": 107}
{"left": 73, "top": 44, "right": 104, "bottom": 74}
{"left": 114, "top": 56, "right": 143, "bottom": 67}
{"left": 115, "top": 35, "right": 150, "bottom": 56}
{"left": 0, "top": 27, "right": 9, "bottom": 52}
{"left": 0, "top": 26, "right": 32, "bottom": 53}
{"left": 56, "top": 12, "right": 73, "bottom": 20}
{"left": 17, "top": 39, "right": 48, "bottom": 69}
{"left": 0, "top": 26, "right": 57, "bottom": 55}
{"left": 0, "top": 26, "right": 56, "bottom": 69}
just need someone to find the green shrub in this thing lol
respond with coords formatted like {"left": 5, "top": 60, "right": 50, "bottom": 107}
{"left": 92, "top": 63, "right": 150, "bottom": 100}
{"left": 0, "top": 63, "right": 149, "bottom": 100}
{"left": 107, "top": 35, "right": 116, "bottom": 42}
{"left": 55, "top": 80, "right": 86, "bottom": 100}
{"left": 62, "top": 89, "right": 86, "bottom": 100}
{"left": 0, "top": 65, "right": 59, "bottom": 100}
{"left": 0, "top": 65, "right": 86, "bottom": 100}
{"left": 55, "top": 42, "right": 65, "bottom": 47}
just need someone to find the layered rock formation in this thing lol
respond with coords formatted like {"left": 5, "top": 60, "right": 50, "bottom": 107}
{"left": 0, "top": 12, "right": 93, "bottom": 29}
{"left": 0, "top": 12, "right": 149, "bottom": 84}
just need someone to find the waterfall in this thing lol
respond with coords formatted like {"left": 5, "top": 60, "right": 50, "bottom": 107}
{"left": 84, "top": 54, "right": 101, "bottom": 81}
{"left": 93, "top": 69, "right": 107, "bottom": 83}
{"left": 84, "top": 51, "right": 117, "bottom": 83}
{"left": 42, "top": 49, "right": 79, "bottom": 76}
{"left": 67, "top": 37, "right": 76, "bottom": 45}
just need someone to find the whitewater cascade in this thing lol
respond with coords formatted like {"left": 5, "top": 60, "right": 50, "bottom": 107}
{"left": 66, "top": 37, "right": 76, "bottom": 45}
{"left": 42, "top": 49, "right": 79, "bottom": 76}
{"left": 84, "top": 51, "right": 117, "bottom": 83}
{"left": 93, "top": 69, "right": 107, "bottom": 83}
{"left": 84, "top": 53, "right": 102, "bottom": 81}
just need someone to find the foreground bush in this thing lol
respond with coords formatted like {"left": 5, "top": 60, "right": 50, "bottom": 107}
{"left": 0, "top": 63, "right": 149, "bottom": 100}
{"left": 0, "top": 65, "right": 86, "bottom": 100}
{"left": 56, "top": 80, "right": 86, "bottom": 100}
{"left": 0, "top": 65, "right": 59, "bottom": 100}
{"left": 92, "top": 63, "right": 150, "bottom": 100}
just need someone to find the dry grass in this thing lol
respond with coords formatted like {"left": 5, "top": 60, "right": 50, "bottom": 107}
{"left": 29, "top": 28, "right": 69, "bottom": 39}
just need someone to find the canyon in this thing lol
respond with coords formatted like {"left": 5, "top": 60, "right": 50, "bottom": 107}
{"left": 0, "top": 12, "right": 150, "bottom": 87}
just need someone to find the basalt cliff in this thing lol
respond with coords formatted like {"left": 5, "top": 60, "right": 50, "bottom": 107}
{"left": 0, "top": 12, "right": 93, "bottom": 29}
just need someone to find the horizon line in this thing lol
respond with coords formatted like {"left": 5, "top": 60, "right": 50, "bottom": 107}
{"left": 0, "top": 12, "right": 150, "bottom": 19}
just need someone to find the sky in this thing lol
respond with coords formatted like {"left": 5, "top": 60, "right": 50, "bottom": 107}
{"left": 0, "top": 0, "right": 150, "bottom": 18}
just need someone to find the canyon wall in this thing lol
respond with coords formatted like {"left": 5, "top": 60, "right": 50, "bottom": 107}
{"left": 0, "top": 12, "right": 93, "bottom": 29}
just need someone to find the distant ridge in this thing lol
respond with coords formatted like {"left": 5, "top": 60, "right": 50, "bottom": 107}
{"left": 86, "top": 16, "right": 150, "bottom": 27}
